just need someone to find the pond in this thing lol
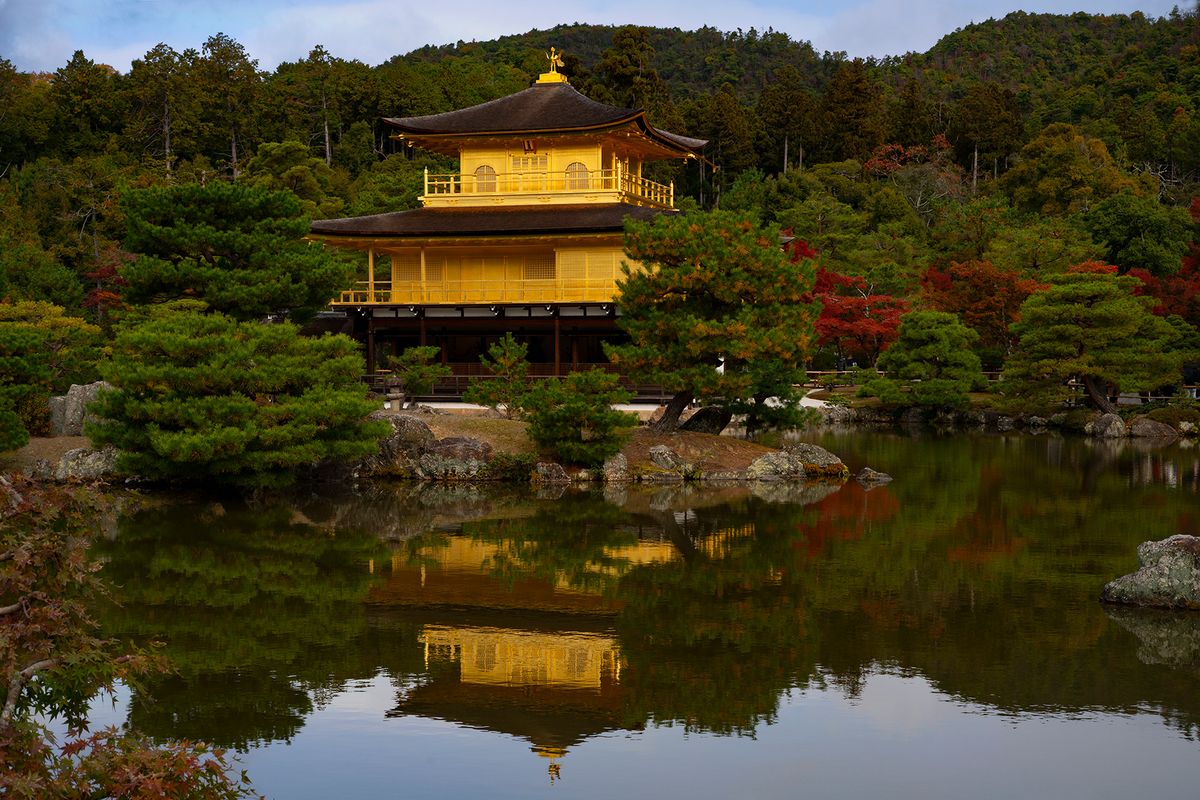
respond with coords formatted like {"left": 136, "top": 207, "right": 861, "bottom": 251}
{"left": 88, "top": 431, "right": 1200, "bottom": 799}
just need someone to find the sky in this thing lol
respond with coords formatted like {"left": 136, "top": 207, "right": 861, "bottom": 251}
{"left": 0, "top": 0, "right": 1188, "bottom": 74}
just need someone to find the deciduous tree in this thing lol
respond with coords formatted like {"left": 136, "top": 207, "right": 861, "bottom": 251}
{"left": 812, "top": 266, "right": 908, "bottom": 367}
{"left": 0, "top": 476, "right": 258, "bottom": 799}
{"left": 921, "top": 260, "right": 1046, "bottom": 362}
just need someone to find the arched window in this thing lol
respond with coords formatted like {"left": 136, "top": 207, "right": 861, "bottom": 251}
{"left": 474, "top": 164, "right": 497, "bottom": 193}
{"left": 565, "top": 161, "right": 590, "bottom": 190}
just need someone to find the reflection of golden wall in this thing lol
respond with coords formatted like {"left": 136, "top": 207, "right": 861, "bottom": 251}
{"left": 422, "top": 625, "right": 620, "bottom": 690}
{"left": 397, "top": 536, "right": 679, "bottom": 587}
{"left": 696, "top": 524, "right": 759, "bottom": 560}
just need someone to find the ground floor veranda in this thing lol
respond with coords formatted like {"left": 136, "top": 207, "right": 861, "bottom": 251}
{"left": 342, "top": 302, "right": 672, "bottom": 401}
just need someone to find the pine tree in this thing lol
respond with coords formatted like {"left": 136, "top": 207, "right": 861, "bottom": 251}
{"left": 89, "top": 305, "right": 386, "bottom": 487}
{"left": 863, "top": 310, "right": 985, "bottom": 409}
{"left": 607, "top": 210, "right": 818, "bottom": 431}
{"left": 121, "top": 181, "right": 353, "bottom": 320}
{"left": 1003, "top": 263, "right": 1183, "bottom": 413}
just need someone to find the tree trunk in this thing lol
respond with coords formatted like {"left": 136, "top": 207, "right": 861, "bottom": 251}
{"left": 971, "top": 142, "right": 978, "bottom": 195}
{"left": 1083, "top": 374, "right": 1119, "bottom": 415}
{"left": 163, "top": 97, "right": 172, "bottom": 179}
{"left": 322, "top": 90, "right": 333, "bottom": 167}
{"left": 652, "top": 390, "right": 693, "bottom": 432}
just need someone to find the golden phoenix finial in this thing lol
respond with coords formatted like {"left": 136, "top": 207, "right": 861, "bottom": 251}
{"left": 547, "top": 47, "right": 565, "bottom": 73}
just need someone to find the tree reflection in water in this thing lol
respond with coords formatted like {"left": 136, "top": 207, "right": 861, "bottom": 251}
{"left": 93, "top": 434, "right": 1200, "bottom": 757}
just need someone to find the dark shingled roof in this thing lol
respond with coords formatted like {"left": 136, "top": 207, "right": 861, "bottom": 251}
{"left": 384, "top": 82, "right": 706, "bottom": 152}
{"left": 310, "top": 203, "right": 671, "bottom": 238}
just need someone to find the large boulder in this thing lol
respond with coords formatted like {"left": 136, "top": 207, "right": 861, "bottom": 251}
{"left": 352, "top": 413, "right": 435, "bottom": 478}
{"left": 747, "top": 450, "right": 805, "bottom": 481}
{"left": 784, "top": 442, "right": 849, "bottom": 478}
{"left": 602, "top": 453, "right": 629, "bottom": 483}
{"left": 1100, "top": 535, "right": 1200, "bottom": 609}
{"left": 648, "top": 445, "right": 693, "bottom": 476}
{"left": 1091, "top": 413, "right": 1127, "bottom": 438}
{"left": 53, "top": 445, "right": 120, "bottom": 482}
{"left": 417, "top": 436, "right": 494, "bottom": 481}
{"left": 532, "top": 461, "right": 570, "bottom": 485}
{"left": 51, "top": 381, "right": 112, "bottom": 436}
{"left": 1128, "top": 415, "right": 1179, "bottom": 440}
{"left": 679, "top": 406, "right": 733, "bottom": 435}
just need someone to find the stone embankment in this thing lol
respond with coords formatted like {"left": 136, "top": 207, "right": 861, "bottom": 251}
{"left": 352, "top": 413, "right": 853, "bottom": 485}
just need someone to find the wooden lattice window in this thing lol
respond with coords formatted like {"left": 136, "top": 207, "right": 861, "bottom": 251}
{"left": 565, "top": 161, "right": 590, "bottom": 190}
{"left": 511, "top": 155, "right": 548, "bottom": 173}
{"left": 523, "top": 253, "right": 555, "bottom": 280}
{"left": 474, "top": 165, "right": 497, "bottom": 192}
{"left": 391, "top": 254, "right": 421, "bottom": 282}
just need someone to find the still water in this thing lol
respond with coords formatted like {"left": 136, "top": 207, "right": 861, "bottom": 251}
{"left": 91, "top": 431, "right": 1200, "bottom": 799}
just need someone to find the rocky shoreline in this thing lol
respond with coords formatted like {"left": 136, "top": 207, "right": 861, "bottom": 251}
{"left": 813, "top": 404, "right": 1197, "bottom": 441}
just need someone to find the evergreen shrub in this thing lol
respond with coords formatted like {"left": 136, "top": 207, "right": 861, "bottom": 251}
{"left": 524, "top": 370, "right": 636, "bottom": 467}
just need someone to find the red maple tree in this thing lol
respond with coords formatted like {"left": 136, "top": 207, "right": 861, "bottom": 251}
{"left": 921, "top": 259, "right": 1046, "bottom": 358}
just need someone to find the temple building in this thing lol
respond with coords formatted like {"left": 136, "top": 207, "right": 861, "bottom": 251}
{"left": 309, "top": 53, "right": 706, "bottom": 386}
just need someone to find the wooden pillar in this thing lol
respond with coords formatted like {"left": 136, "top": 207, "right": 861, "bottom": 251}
{"left": 571, "top": 336, "right": 579, "bottom": 369}
{"left": 367, "top": 248, "right": 375, "bottom": 300}
{"left": 419, "top": 313, "right": 426, "bottom": 347}
{"left": 366, "top": 315, "right": 376, "bottom": 375}
{"left": 420, "top": 247, "right": 428, "bottom": 304}
{"left": 553, "top": 314, "right": 561, "bottom": 376}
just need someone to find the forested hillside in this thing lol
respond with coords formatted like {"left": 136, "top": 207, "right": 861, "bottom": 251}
{"left": 1, "top": 10, "right": 1198, "bottom": 418}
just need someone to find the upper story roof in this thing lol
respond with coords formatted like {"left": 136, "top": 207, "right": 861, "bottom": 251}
{"left": 384, "top": 81, "right": 706, "bottom": 158}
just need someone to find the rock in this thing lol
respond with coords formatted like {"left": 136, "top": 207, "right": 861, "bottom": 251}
{"left": 52, "top": 381, "right": 112, "bottom": 436}
{"left": 994, "top": 414, "right": 1016, "bottom": 432}
{"left": 352, "top": 413, "right": 435, "bottom": 478}
{"left": 417, "top": 436, "right": 494, "bottom": 481}
{"left": 784, "top": 442, "right": 849, "bottom": 478}
{"left": 856, "top": 467, "right": 893, "bottom": 486}
{"left": 648, "top": 445, "right": 693, "bottom": 475}
{"left": 53, "top": 445, "right": 120, "bottom": 482}
{"left": 48, "top": 396, "right": 68, "bottom": 437}
{"left": 1128, "top": 415, "right": 1180, "bottom": 440}
{"left": 1092, "top": 413, "right": 1127, "bottom": 438}
{"left": 1104, "top": 606, "right": 1200, "bottom": 667}
{"left": 1180, "top": 421, "right": 1195, "bottom": 435}
{"left": 1, "top": 475, "right": 25, "bottom": 516}
{"left": 1026, "top": 416, "right": 1048, "bottom": 431}
{"left": 532, "top": 461, "right": 570, "bottom": 485}
{"left": 747, "top": 450, "right": 805, "bottom": 481}
{"left": 678, "top": 406, "right": 733, "bottom": 435}
{"left": 898, "top": 407, "right": 924, "bottom": 426}
{"left": 1101, "top": 535, "right": 1200, "bottom": 609}
{"left": 817, "top": 405, "right": 856, "bottom": 425}
{"left": 602, "top": 453, "right": 629, "bottom": 483}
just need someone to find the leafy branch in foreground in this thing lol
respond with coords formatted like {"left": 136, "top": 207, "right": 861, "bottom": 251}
{"left": 0, "top": 475, "right": 258, "bottom": 799}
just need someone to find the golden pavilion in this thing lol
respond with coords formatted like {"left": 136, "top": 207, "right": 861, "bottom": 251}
{"left": 310, "top": 53, "right": 707, "bottom": 384}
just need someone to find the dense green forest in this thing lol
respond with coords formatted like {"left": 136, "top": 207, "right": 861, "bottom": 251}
{"left": 1, "top": 10, "right": 1199, "bottom": 433}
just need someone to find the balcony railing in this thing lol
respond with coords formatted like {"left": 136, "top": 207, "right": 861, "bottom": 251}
{"left": 333, "top": 278, "right": 620, "bottom": 306}
{"left": 423, "top": 166, "right": 674, "bottom": 208}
